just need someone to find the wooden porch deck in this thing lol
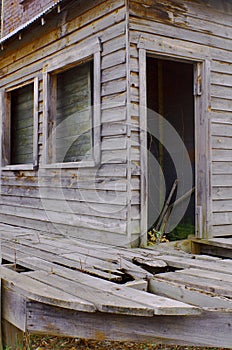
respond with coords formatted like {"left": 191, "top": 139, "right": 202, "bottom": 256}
{"left": 1, "top": 224, "right": 232, "bottom": 348}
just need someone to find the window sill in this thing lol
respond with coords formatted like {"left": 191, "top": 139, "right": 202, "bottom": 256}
{"left": 41, "top": 160, "right": 96, "bottom": 169}
{"left": 1, "top": 164, "right": 35, "bottom": 171}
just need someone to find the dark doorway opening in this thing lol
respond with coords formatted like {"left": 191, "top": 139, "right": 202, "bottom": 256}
{"left": 147, "top": 56, "right": 195, "bottom": 241}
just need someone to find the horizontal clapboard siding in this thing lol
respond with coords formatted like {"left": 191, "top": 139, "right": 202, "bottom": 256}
{"left": 0, "top": 0, "right": 131, "bottom": 245}
{"left": 129, "top": 0, "right": 232, "bottom": 237}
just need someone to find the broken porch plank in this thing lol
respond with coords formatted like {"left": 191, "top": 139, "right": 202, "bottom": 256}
{"left": 178, "top": 267, "right": 232, "bottom": 283}
{"left": 2, "top": 242, "right": 123, "bottom": 282}
{"left": 0, "top": 267, "right": 96, "bottom": 313}
{"left": 2, "top": 281, "right": 27, "bottom": 331}
{"left": 125, "top": 279, "right": 148, "bottom": 291}
{"left": 119, "top": 257, "right": 153, "bottom": 280}
{"left": 21, "top": 259, "right": 200, "bottom": 316}
{"left": 132, "top": 256, "right": 167, "bottom": 270}
{"left": 2, "top": 320, "right": 24, "bottom": 350}
{"left": 149, "top": 277, "right": 232, "bottom": 308}
{"left": 157, "top": 254, "right": 232, "bottom": 275}
{"left": 61, "top": 251, "right": 123, "bottom": 275}
{"left": 23, "top": 270, "right": 155, "bottom": 316}
{"left": 153, "top": 271, "right": 232, "bottom": 298}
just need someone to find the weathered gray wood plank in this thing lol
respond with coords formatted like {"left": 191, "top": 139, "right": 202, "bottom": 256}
{"left": 0, "top": 195, "right": 131, "bottom": 220}
{"left": 23, "top": 270, "right": 154, "bottom": 317}
{"left": 27, "top": 302, "right": 232, "bottom": 348}
{"left": 157, "top": 254, "right": 232, "bottom": 275}
{"left": 212, "top": 224, "right": 232, "bottom": 237}
{"left": 2, "top": 320, "right": 24, "bottom": 350}
{"left": 22, "top": 265, "right": 199, "bottom": 316}
{"left": 178, "top": 268, "right": 232, "bottom": 284}
{"left": 149, "top": 278, "right": 232, "bottom": 309}
{"left": 130, "top": 16, "right": 232, "bottom": 52}
{"left": 129, "top": 0, "right": 232, "bottom": 27}
{"left": 0, "top": 214, "right": 131, "bottom": 246}
{"left": 2, "top": 242, "right": 123, "bottom": 282}
{"left": 212, "top": 187, "right": 232, "bottom": 200}
{"left": 213, "top": 200, "right": 232, "bottom": 213}
{"left": 208, "top": 237, "right": 232, "bottom": 249}
{"left": 213, "top": 212, "right": 232, "bottom": 226}
{"left": 1, "top": 282, "right": 27, "bottom": 331}
{"left": 0, "top": 206, "right": 129, "bottom": 234}
{"left": 1, "top": 267, "right": 96, "bottom": 312}
{"left": 153, "top": 271, "right": 232, "bottom": 298}
{"left": 212, "top": 162, "right": 232, "bottom": 175}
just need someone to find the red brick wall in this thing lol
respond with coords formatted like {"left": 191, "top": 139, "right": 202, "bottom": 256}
{"left": 2, "top": 0, "right": 56, "bottom": 36}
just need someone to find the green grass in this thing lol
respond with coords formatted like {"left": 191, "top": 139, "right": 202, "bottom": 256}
{"left": 167, "top": 220, "right": 195, "bottom": 241}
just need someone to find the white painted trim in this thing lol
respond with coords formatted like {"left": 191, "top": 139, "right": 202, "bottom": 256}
{"left": 40, "top": 160, "right": 96, "bottom": 169}
{"left": 1, "top": 164, "right": 35, "bottom": 171}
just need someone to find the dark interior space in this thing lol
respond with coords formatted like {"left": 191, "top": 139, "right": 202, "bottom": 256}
{"left": 147, "top": 56, "right": 195, "bottom": 241}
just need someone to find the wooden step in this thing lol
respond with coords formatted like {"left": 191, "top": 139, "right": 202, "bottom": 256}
{"left": 149, "top": 268, "right": 232, "bottom": 308}
{"left": 191, "top": 237, "right": 232, "bottom": 258}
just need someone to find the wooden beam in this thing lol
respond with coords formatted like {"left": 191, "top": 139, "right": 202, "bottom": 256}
{"left": 191, "top": 238, "right": 232, "bottom": 258}
{"left": 0, "top": 261, "right": 2, "bottom": 350}
{"left": 27, "top": 302, "right": 232, "bottom": 348}
{"left": 139, "top": 48, "right": 147, "bottom": 247}
{"left": 2, "top": 320, "right": 24, "bottom": 350}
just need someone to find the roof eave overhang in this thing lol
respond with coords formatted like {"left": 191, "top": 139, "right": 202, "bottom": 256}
{"left": 0, "top": 0, "right": 63, "bottom": 47}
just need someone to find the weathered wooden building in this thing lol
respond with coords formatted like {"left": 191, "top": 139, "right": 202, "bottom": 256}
{"left": 0, "top": 0, "right": 232, "bottom": 247}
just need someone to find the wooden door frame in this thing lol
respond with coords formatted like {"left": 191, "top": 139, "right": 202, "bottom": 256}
{"left": 138, "top": 45, "right": 212, "bottom": 247}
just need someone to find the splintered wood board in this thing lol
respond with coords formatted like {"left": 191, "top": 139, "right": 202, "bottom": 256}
{"left": 178, "top": 268, "right": 232, "bottom": 283}
{"left": 2, "top": 242, "right": 123, "bottom": 282}
{"left": 23, "top": 270, "right": 154, "bottom": 317}
{"left": 149, "top": 275, "right": 232, "bottom": 309}
{"left": 0, "top": 267, "right": 95, "bottom": 312}
{"left": 23, "top": 269, "right": 200, "bottom": 316}
{"left": 1, "top": 255, "right": 199, "bottom": 316}
{"left": 152, "top": 271, "right": 232, "bottom": 298}
{"left": 12, "top": 234, "right": 161, "bottom": 262}
{"left": 3, "top": 237, "right": 155, "bottom": 280}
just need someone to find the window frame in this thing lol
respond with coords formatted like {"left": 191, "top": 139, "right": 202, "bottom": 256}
{"left": 42, "top": 39, "right": 101, "bottom": 169}
{"left": 0, "top": 77, "right": 39, "bottom": 171}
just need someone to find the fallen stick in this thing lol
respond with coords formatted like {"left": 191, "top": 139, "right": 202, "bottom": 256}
{"left": 156, "top": 179, "right": 178, "bottom": 231}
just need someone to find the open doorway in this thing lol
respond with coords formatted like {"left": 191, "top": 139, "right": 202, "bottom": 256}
{"left": 147, "top": 56, "right": 195, "bottom": 242}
